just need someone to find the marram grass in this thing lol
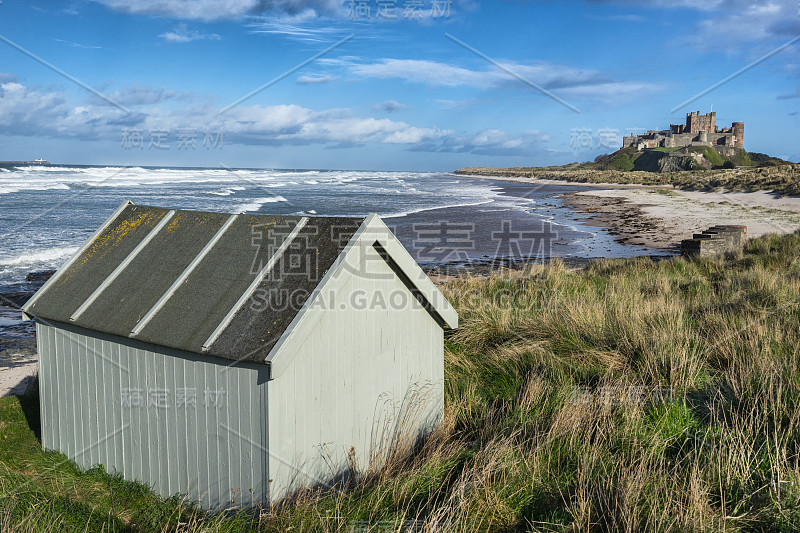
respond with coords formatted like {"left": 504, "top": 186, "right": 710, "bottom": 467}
{"left": 3, "top": 231, "right": 800, "bottom": 531}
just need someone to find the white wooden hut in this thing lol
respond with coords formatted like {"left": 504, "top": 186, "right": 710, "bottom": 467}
{"left": 22, "top": 201, "right": 457, "bottom": 510}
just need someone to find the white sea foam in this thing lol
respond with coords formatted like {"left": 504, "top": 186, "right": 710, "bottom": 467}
{"left": 207, "top": 186, "right": 246, "bottom": 196}
{"left": 382, "top": 199, "right": 494, "bottom": 219}
{"left": 0, "top": 246, "right": 79, "bottom": 267}
{"left": 0, "top": 182, "right": 70, "bottom": 195}
{"left": 236, "top": 196, "right": 288, "bottom": 212}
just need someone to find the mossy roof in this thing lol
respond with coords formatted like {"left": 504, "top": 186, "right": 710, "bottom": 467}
{"left": 23, "top": 202, "right": 363, "bottom": 363}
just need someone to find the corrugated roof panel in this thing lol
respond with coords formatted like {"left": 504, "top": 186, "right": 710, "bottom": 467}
{"left": 24, "top": 204, "right": 171, "bottom": 322}
{"left": 206, "top": 217, "right": 362, "bottom": 362}
{"left": 133, "top": 215, "right": 305, "bottom": 355}
{"left": 72, "top": 210, "right": 232, "bottom": 339}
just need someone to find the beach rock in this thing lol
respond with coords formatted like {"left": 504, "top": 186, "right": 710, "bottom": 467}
{"left": 26, "top": 270, "right": 55, "bottom": 282}
{"left": 0, "top": 291, "right": 34, "bottom": 308}
{"left": 656, "top": 155, "right": 704, "bottom": 173}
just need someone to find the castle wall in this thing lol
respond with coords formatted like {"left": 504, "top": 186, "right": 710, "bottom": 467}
{"left": 623, "top": 112, "right": 742, "bottom": 152}
{"left": 686, "top": 111, "right": 716, "bottom": 134}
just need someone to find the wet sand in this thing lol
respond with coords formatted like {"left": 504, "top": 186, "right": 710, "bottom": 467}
{"left": 459, "top": 174, "right": 800, "bottom": 251}
{"left": 10, "top": 177, "right": 786, "bottom": 397}
{"left": 0, "top": 306, "right": 37, "bottom": 397}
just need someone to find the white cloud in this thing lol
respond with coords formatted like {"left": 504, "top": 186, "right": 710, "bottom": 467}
{"left": 160, "top": 24, "right": 222, "bottom": 43}
{"left": 296, "top": 74, "right": 337, "bottom": 84}
{"left": 558, "top": 81, "right": 661, "bottom": 102}
{"left": 246, "top": 10, "right": 345, "bottom": 41}
{"left": 0, "top": 79, "right": 439, "bottom": 147}
{"left": 435, "top": 98, "right": 482, "bottom": 109}
{"left": 94, "top": 0, "right": 259, "bottom": 20}
{"left": 92, "top": 0, "right": 342, "bottom": 21}
{"left": 410, "top": 129, "right": 551, "bottom": 156}
{"left": 349, "top": 59, "right": 491, "bottom": 87}
{"left": 341, "top": 58, "right": 658, "bottom": 103}
{"left": 592, "top": 0, "right": 799, "bottom": 53}
{"left": 692, "top": 1, "right": 799, "bottom": 50}
{"left": 97, "top": 85, "right": 191, "bottom": 106}
{"left": 587, "top": 0, "right": 724, "bottom": 9}
{"left": 0, "top": 79, "right": 552, "bottom": 156}
{"left": 0, "top": 82, "right": 99, "bottom": 139}
{"left": 383, "top": 126, "right": 447, "bottom": 143}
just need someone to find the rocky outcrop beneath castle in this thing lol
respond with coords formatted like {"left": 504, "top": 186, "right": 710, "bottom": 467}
{"left": 632, "top": 151, "right": 707, "bottom": 173}
{"left": 598, "top": 145, "right": 752, "bottom": 173}
{"left": 657, "top": 155, "right": 704, "bottom": 172}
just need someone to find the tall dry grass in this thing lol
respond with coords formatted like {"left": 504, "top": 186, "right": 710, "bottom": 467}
{"left": 3, "top": 231, "right": 800, "bottom": 531}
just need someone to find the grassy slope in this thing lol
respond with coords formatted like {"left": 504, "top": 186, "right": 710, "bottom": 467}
{"left": 3, "top": 232, "right": 800, "bottom": 531}
{"left": 455, "top": 163, "right": 800, "bottom": 196}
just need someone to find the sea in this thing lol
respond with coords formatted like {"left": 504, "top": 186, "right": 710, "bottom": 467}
{"left": 0, "top": 165, "right": 663, "bottom": 294}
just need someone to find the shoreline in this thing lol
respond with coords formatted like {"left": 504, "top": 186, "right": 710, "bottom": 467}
{"left": 456, "top": 173, "right": 800, "bottom": 251}
{"left": 6, "top": 173, "right": 800, "bottom": 397}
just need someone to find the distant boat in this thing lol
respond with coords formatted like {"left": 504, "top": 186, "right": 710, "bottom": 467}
{"left": 0, "top": 159, "right": 52, "bottom": 167}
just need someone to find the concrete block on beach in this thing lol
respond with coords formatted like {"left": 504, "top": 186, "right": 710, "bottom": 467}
{"left": 681, "top": 225, "right": 747, "bottom": 257}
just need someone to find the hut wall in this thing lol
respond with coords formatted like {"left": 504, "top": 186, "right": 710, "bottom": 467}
{"left": 37, "top": 321, "right": 270, "bottom": 511}
{"left": 266, "top": 242, "right": 444, "bottom": 500}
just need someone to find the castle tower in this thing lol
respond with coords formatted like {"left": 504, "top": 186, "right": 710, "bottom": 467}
{"left": 686, "top": 111, "right": 699, "bottom": 134}
{"left": 704, "top": 112, "right": 717, "bottom": 133}
{"left": 732, "top": 122, "right": 744, "bottom": 149}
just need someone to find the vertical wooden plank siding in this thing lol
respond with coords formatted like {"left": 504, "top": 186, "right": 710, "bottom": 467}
{"left": 36, "top": 322, "right": 267, "bottom": 511}
{"left": 266, "top": 243, "right": 445, "bottom": 501}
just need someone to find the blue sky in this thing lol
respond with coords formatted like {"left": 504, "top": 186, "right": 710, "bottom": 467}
{"left": 0, "top": 0, "right": 799, "bottom": 170}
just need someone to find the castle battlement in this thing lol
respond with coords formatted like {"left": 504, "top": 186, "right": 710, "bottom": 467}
{"left": 623, "top": 111, "right": 744, "bottom": 153}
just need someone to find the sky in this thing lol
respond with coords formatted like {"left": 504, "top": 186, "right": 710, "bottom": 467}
{"left": 0, "top": 0, "right": 799, "bottom": 171}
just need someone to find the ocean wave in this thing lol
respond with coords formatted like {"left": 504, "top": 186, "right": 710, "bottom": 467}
{"left": 207, "top": 186, "right": 246, "bottom": 196}
{"left": 0, "top": 246, "right": 78, "bottom": 268}
{"left": 236, "top": 196, "right": 288, "bottom": 212}
{"left": 0, "top": 182, "right": 71, "bottom": 195}
{"left": 382, "top": 199, "right": 494, "bottom": 219}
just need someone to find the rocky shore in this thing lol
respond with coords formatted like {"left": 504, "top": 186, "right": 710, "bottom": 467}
{"left": 456, "top": 170, "right": 800, "bottom": 252}
{"left": 0, "top": 270, "right": 53, "bottom": 396}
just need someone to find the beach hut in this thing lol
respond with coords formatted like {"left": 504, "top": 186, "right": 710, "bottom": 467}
{"left": 22, "top": 201, "right": 457, "bottom": 510}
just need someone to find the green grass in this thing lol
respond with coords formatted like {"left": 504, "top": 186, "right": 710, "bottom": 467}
{"left": 731, "top": 150, "right": 753, "bottom": 167}
{"left": 4, "top": 232, "right": 800, "bottom": 531}
{"left": 702, "top": 147, "right": 726, "bottom": 167}
{"left": 456, "top": 162, "right": 800, "bottom": 196}
{"left": 606, "top": 152, "right": 634, "bottom": 171}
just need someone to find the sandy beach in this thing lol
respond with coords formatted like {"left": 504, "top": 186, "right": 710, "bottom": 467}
{"left": 3, "top": 172, "right": 800, "bottom": 398}
{"left": 0, "top": 353, "right": 37, "bottom": 397}
{"left": 459, "top": 173, "right": 800, "bottom": 251}
{"left": 0, "top": 307, "right": 37, "bottom": 397}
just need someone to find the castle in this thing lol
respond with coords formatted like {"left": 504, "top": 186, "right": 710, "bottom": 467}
{"left": 622, "top": 111, "right": 744, "bottom": 155}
